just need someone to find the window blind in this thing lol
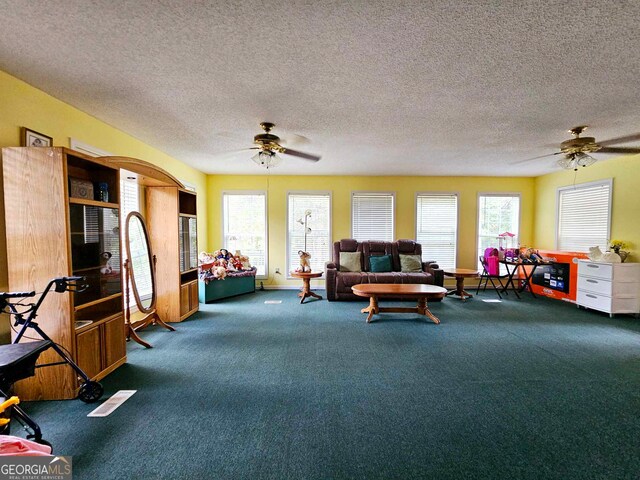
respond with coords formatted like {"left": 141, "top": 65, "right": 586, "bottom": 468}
{"left": 557, "top": 181, "right": 611, "bottom": 252}
{"left": 352, "top": 193, "right": 394, "bottom": 242}
{"left": 416, "top": 194, "right": 457, "bottom": 269}
{"left": 223, "top": 193, "right": 267, "bottom": 277}
{"left": 119, "top": 176, "right": 151, "bottom": 303}
{"left": 287, "top": 193, "right": 331, "bottom": 274}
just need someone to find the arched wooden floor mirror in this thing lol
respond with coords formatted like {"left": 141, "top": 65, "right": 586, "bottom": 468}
{"left": 124, "top": 211, "right": 175, "bottom": 348}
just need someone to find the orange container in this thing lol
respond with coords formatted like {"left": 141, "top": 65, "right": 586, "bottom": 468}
{"left": 530, "top": 250, "right": 589, "bottom": 302}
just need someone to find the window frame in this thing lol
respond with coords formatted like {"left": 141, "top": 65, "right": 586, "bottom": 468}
{"left": 555, "top": 179, "right": 613, "bottom": 252}
{"left": 285, "top": 190, "right": 332, "bottom": 279}
{"left": 476, "top": 192, "right": 522, "bottom": 267}
{"left": 415, "top": 191, "right": 459, "bottom": 269}
{"left": 351, "top": 191, "right": 396, "bottom": 242}
{"left": 221, "top": 190, "right": 268, "bottom": 280}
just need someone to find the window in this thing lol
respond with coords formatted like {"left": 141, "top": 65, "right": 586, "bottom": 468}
{"left": 287, "top": 192, "right": 331, "bottom": 275}
{"left": 416, "top": 193, "right": 458, "bottom": 269}
{"left": 352, "top": 192, "right": 395, "bottom": 241}
{"left": 557, "top": 180, "right": 612, "bottom": 252}
{"left": 477, "top": 194, "right": 520, "bottom": 268}
{"left": 223, "top": 192, "right": 267, "bottom": 278}
{"left": 120, "top": 174, "right": 150, "bottom": 304}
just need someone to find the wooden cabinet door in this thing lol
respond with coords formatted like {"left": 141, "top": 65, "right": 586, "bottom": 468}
{"left": 189, "top": 281, "right": 199, "bottom": 311}
{"left": 180, "top": 284, "right": 190, "bottom": 316}
{"left": 76, "top": 327, "right": 102, "bottom": 380}
{"left": 103, "top": 316, "right": 126, "bottom": 369}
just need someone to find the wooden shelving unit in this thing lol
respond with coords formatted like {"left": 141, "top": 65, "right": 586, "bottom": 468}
{"left": 146, "top": 187, "right": 199, "bottom": 322}
{"left": 1, "top": 147, "right": 127, "bottom": 400}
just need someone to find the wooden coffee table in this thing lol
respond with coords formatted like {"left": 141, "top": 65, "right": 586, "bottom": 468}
{"left": 351, "top": 284, "right": 447, "bottom": 323}
{"left": 443, "top": 268, "right": 479, "bottom": 301}
{"left": 290, "top": 271, "right": 323, "bottom": 304}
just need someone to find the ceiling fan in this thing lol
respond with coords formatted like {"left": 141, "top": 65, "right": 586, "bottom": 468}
{"left": 517, "top": 126, "right": 640, "bottom": 170}
{"left": 244, "top": 122, "right": 321, "bottom": 169}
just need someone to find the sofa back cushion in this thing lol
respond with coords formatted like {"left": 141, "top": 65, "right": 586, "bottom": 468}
{"left": 339, "top": 252, "right": 363, "bottom": 272}
{"left": 393, "top": 240, "right": 422, "bottom": 271}
{"left": 362, "top": 241, "right": 394, "bottom": 271}
{"left": 399, "top": 254, "right": 423, "bottom": 273}
{"left": 333, "top": 239, "right": 363, "bottom": 271}
{"left": 369, "top": 254, "right": 392, "bottom": 272}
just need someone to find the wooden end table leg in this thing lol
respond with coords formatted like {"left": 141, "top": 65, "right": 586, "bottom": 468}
{"left": 361, "top": 295, "right": 378, "bottom": 322}
{"left": 417, "top": 296, "right": 440, "bottom": 324}
{"left": 298, "top": 277, "right": 311, "bottom": 303}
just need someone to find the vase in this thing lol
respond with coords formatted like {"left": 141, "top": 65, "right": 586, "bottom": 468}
{"left": 618, "top": 250, "right": 629, "bottom": 263}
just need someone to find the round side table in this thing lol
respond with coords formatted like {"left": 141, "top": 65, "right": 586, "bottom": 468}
{"left": 443, "top": 268, "right": 479, "bottom": 301}
{"left": 290, "top": 271, "right": 323, "bottom": 304}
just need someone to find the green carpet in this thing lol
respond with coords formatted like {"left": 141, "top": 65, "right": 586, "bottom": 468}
{"left": 17, "top": 291, "right": 640, "bottom": 479}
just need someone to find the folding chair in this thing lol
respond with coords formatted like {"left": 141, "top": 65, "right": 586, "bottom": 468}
{"left": 476, "top": 255, "right": 507, "bottom": 299}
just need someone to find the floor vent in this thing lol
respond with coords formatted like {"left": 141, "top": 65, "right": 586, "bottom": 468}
{"left": 87, "top": 390, "right": 136, "bottom": 417}
{"left": 264, "top": 300, "right": 282, "bottom": 304}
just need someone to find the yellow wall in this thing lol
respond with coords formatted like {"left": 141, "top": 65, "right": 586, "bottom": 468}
{"left": 0, "top": 70, "right": 208, "bottom": 342}
{"left": 207, "top": 175, "right": 535, "bottom": 287}
{"left": 534, "top": 153, "right": 640, "bottom": 261}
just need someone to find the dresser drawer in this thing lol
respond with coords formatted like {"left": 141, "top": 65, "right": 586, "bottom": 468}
{"left": 577, "top": 291, "right": 611, "bottom": 311}
{"left": 578, "top": 291, "right": 640, "bottom": 314}
{"left": 577, "top": 276, "right": 612, "bottom": 295}
{"left": 578, "top": 262, "right": 613, "bottom": 280}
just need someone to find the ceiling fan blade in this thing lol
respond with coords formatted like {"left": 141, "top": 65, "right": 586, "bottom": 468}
{"left": 597, "top": 146, "right": 640, "bottom": 154}
{"left": 512, "top": 152, "right": 561, "bottom": 164}
{"left": 598, "top": 133, "right": 640, "bottom": 147}
{"left": 281, "top": 147, "right": 321, "bottom": 162}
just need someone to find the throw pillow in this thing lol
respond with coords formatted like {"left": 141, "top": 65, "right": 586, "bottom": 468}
{"left": 369, "top": 255, "right": 392, "bottom": 273}
{"left": 399, "top": 254, "right": 422, "bottom": 273}
{"left": 339, "top": 252, "right": 362, "bottom": 272}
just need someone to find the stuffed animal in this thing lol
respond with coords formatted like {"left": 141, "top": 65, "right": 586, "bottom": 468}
{"left": 100, "top": 252, "right": 113, "bottom": 274}
{"left": 231, "top": 255, "right": 244, "bottom": 271}
{"left": 588, "top": 246, "right": 621, "bottom": 263}
{"left": 212, "top": 266, "right": 227, "bottom": 280}
{"left": 298, "top": 250, "right": 312, "bottom": 273}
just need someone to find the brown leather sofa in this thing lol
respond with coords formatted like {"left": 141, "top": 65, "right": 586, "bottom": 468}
{"left": 325, "top": 239, "right": 444, "bottom": 301}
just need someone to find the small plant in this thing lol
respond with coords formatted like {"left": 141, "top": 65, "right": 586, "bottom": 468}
{"left": 609, "top": 239, "right": 628, "bottom": 252}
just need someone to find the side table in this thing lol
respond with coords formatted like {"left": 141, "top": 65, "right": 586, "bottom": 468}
{"left": 444, "top": 268, "right": 479, "bottom": 301}
{"left": 290, "top": 271, "right": 323, "bottom": 304}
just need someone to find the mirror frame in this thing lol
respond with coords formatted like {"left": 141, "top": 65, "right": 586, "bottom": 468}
{"left": 125, "top": 211, "right": 157, "bottom": 314}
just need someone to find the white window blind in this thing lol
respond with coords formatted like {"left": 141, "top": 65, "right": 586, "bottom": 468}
{"left": 287, "top": 193, "right": 331, "bottom": 275}
{"left": 352, "top": 192, "right": 394, "bottom": 242}
{"left": 557, "top": 180, "right": 611, "bottom": 252}
{"left": 223, "top": 192, "right": 267, "bottom": 277}
{"left": 477, "top": 194, "right": 520, "bottom": 269}
{"left": 416, "top": 194, "right": 457, "bottom": 269}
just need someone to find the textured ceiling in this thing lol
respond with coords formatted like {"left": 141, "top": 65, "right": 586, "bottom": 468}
{"left": 1, "top": 0, "right": 639, "bottom": 176}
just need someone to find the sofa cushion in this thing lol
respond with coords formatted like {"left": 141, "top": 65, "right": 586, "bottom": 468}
{"left": 339, "top": 252, "right": 362, "bottom": 272}
{"left": 399, "top": 254, "right": 422, "bottom": 273}
{"left": 336, "top": 272, "right": 370, "bottom": 290}
{"left": 369, "top": 255, "right": 392, "bottom": 272}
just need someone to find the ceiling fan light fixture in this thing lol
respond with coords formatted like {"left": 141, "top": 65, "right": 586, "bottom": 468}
{"left": 251, "top": 150, "right": 282, "bottom": 169}
{"left": 557, "top": 152, "right": 597, "bottom": 171}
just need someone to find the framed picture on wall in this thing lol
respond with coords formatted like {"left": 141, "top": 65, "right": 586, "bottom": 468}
{"left": 21, "top": 127, "right": 53, "bottom": 147}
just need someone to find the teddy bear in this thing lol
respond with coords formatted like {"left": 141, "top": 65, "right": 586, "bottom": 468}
{"left": 297, "top": 250, "right": 312, "bottom": 273}
{"left": 99, "top": 251, "right": 113, "bottom": 274}
{"left": 588, "top": 246, "right": 621, "bottom": 263}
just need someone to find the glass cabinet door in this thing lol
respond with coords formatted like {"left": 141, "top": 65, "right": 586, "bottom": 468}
{"left": 179, "top": 215, "right": 198, "bottom": 272}
{"left": 69, "top": 204, "right": 122, "bottom": 305}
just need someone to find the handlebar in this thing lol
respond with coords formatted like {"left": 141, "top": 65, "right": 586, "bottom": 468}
{"left": 0, "top": 291, "right": 36, "bottom": 299}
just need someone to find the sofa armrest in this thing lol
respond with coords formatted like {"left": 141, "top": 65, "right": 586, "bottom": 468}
{"left": 325, "top": 261, "right": 338, "bottom": 301}
{"left": 423, "top": 261, "right": 444, "bottom": 287}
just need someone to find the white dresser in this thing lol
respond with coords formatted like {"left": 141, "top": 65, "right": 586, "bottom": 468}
{"left": 576, "top": 260, "right": 640, "bottom": 317}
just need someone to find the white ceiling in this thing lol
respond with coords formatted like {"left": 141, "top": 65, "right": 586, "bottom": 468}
{"left": 1, "top": 0, "right": 639, "bottom": 176}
